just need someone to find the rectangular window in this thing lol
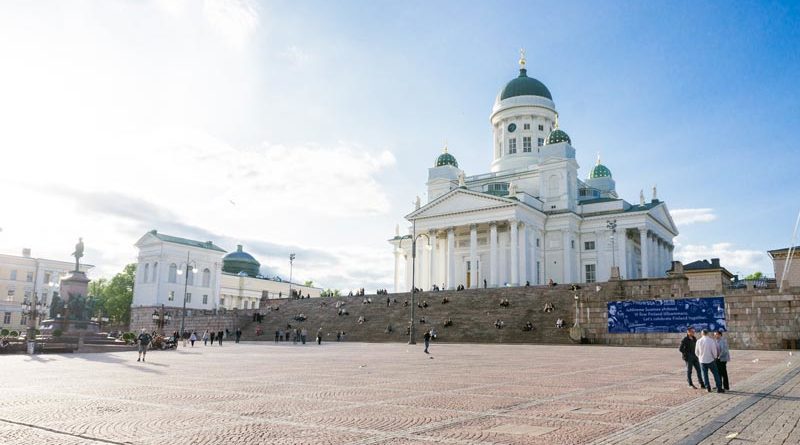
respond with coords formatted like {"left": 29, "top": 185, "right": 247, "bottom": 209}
{"left": 220, "top": 297, "right": 225, "bottom": 307}
{"left": 10, "top": 270, "right": 16, "bottom": 281}
{"left": 202, "top": 294, "right": 208, "bottom": 305}
{"left": 523, "top": 123, "right": 530, "bottom": 130}
{"left": 21, "top": 315, "right": 27, "bottom": 326}
{"left": 585, "top": 264, "right": 597, "bottom": 283}
{"left": 536, "top": 261, "right": 541, "bottom": 285}
{"left": 508, "top": 138, "right": 517, "bottom": 154}
{"left": 7, "top": 287, "right": 15, "bottom": 298}
{"left": 44, "top": 272, "right": 51, "bottom": 284}
{"left": 523, "top": 137, "right": 532, "bottom": 153}
{"left": 571, "top": 240, "right": 575, "bottom": 249}
{"left": 537, "top": 137, "right": 544, "bottom": 147}
{"left": 584, "top": 241, "right": 596, "bottom": 251}
{"left": 168, "top": 291, "right": 175, "bottom": 301}
{"left": 26, "top": 272, "right": 33, "bottom": 282}
{"left": 3, "top": 312, "right": 10, "bottom": 324}
{"left": 536, "top": 238, "right": 540, "bottom": 247}
{"left": 185, "top": 293, "right": 191, "bottom": 303}
{"left": 538, "top": 124, "right": 544, "bottom": 131}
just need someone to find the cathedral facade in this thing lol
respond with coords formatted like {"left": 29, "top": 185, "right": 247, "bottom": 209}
{"left": 389, "top": 54, "right": 678, "bottom": 292}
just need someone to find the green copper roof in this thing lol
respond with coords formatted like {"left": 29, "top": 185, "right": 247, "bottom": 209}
{"left": 148, "top": 230, "right": 226, "bottom": 252}
{"left": 546, "top": 128, "right": 571, "bottom": 145}
{"left": 222, "top": 244, "right": 261, "bottom": 276}
{"left": 589, "top": 164, "right": 612, "bottom": 179}
{"left": 500, "top": 69, "right": 553, "bottom": 101}
{"left": 435, "top": 152, "right": 458, "bottom": 168}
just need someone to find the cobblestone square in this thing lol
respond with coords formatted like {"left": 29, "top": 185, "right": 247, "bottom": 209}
{"left": 1, "top": 342, "right": 797, "bottom": 444}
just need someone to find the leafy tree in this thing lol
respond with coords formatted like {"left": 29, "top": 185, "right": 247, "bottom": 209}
{"left": 320, "top": 289, "right": 341, "bottom": 297}
{"left": 744, "top": 271, "right": 764, "bottom": 280}
{"left": 91, "top": 264, "right": 136, "bottom": 325}
{"left": 304, "top": 280, "right": 314, "bottom": 287}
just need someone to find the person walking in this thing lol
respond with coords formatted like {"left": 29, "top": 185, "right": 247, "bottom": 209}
{"left": 715, "top": 330, "right": 731, "bottom": 390}
{"left": 136, "top": 329, "right": 152, "bottom": 362}
{"left": 679, "top": 327, "right": 704, "bottom": 389}
{"left": 235, "top": 328, "right": 242, "bottom": 343}
{"left": 202, "top": 330, "right": 209, "bottom": 346}
{"left": 695, "top": 329, "right": 724, "bottom": 393}
{"left": 210, "top": 331, "right": 216, "bottom": 345}
{"left": 301, "top": 327, "right": 307, "bottom": 345}
{"left": 189, "top": 331, "right": 197, "bottom": 347}
{"left": 423, "top": 329, "right": 431, "bottom": 354}
{"left": 217, "top": 330, "right": 223, "bottom": 346}
{"left": 316, "top": 327, "right": 323, "bottom": 345}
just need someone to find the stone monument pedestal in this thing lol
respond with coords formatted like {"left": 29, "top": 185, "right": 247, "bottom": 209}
{"left": 59, "top": 270, "right": 91, "bottom": 334}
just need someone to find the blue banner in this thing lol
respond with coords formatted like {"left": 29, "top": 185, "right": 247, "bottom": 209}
{"left": 607, "top": 297, "right": 726, "bottom": 333}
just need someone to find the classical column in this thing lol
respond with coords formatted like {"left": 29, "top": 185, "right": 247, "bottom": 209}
{"left": 447, "top": 227, "right": 456, "bottom": 290}
{"left": 404, "top": 252, "right": 412, "bottom": 292}
{"left": 650, "top": 235, "right": 658, "bottom": 277}
{"left": 562, "top": 230, "right": 572, "bottom": 283}
{"left": 469, "top": 224, "right": 478, "bottom": 288}
{"left": 594, "top": 230, "right": 604, "bottom": 282}
{"left": 489, "top": 222, "right": 498, "bottom": 287}
{"left": 518, "top": 222, "right": 528, "bottom": 284}
{"left": 509, "top": 220, "right": 519, "bottom": 286}
{"left": 429, "top": 231, "right": 437, "bottom": 289}
{"left": 394, "top": 247, "right": 403, "bottom": 292}
{"left": 639, "top": 227, "right": 650, "bottom": 279}
{"left": 617, "top": 229, "right": 627, "bottom": 279}
{"left": 529, "top": 225, "right": 538, "bottom": 284}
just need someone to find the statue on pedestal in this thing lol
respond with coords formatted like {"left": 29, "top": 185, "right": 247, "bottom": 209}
{"left": 72, "top": 237, "right": 84, "bottom": 272}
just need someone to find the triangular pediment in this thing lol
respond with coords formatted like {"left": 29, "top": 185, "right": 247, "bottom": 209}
{"left": 406, "top": 189, "right": 516, "bottom": 220}
{"left": 650, "top": 203, "right": 679, "bottom": 235}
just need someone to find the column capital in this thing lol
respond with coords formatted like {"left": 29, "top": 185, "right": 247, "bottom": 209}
{"left": 446, "top": 226, "right": 455, "bottom": 234}
{"left": 469, "top": 223, "right": 478, "bottom": 230}
{"left": 489, "top": 220, "right": 498, "bottom": 228}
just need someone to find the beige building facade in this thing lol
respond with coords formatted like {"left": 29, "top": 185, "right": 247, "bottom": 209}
{"left": 769, "top": 246, "right": 800, "bottom": 289}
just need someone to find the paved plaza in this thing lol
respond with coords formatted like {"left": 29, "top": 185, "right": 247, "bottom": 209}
{"left": 1, "top": 342, "right": 798, "bottom": 445}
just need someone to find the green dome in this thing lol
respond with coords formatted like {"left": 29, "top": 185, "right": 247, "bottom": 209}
{"left": 222, "top": 245, "right": 261, "bottom": 276}
{"left": 500, "top": 69, "right": 553, "bottom": 101}
{"left": 546, "top": 128, "right": 571, "bottom": 145}
{"left": 435, "top": 152, "right": 458, "bottom": 168}
{"left": 589, "top": 164, "right": 612, "bottom": 179}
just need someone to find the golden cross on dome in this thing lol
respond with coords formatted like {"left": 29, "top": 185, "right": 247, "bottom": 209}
{"left": 519, "top": 48, "right": 526, "bottom": 69}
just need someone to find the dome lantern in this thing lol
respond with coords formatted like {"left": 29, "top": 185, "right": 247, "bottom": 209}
{"left": 546, "top": 115, "right": 571, "bottom": 145}
{"left": 589, "top": 154, "right": 612, "bottom": 179}
{"left": 435, "top": 143, "right": 458, "bottom": 168}
{"left": 498, "top": 50, "right": 553, "bottom": 101}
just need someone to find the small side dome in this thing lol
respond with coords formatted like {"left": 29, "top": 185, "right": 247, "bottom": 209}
{"left": 589, "top": 154, "right": 612, "bottom": 179}
{"left": 222, "top": 244, "right": 261, "bottom": 277}
{"left": 435, "top": 144, "right": 458, "bottom": 167}
{"left": 546, "top": 129, "right": 571, "bottom": 145}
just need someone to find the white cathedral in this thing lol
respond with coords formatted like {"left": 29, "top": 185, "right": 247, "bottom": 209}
{"left": 389, "top": 53, "right": 678, "bottom": 292}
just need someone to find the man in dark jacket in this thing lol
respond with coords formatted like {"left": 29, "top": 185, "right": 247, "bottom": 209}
{"left": 679, "top": 326, "right": 704, "bottom": 389}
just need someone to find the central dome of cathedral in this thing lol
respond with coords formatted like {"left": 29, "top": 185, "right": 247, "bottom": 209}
{"left": 499, "top": 68, "right": 553, "bottom": 101}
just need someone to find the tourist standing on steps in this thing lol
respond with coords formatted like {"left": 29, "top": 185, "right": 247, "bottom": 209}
{"left": 137, "top": 329, "right": 152, "bottom": 362}
{"left": 423, "top": 329, "right": 431, "bottom": 354}
{"left": 714, "top": 330, "right": 731, "bottom": 390}
{"left": 679, "top": 327, "right": 704, "bottom": 389}
{"left": 695, "top": 329, "right": 724, "bottom": 393}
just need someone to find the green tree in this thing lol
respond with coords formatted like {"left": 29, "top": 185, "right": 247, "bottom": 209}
{"left": 744, "top": 271, "right": 764, "bottom": 280}
{"left": 321, "top": 288, "right": 340, "bottom": 297}
{"left": 304, "top": 280, "right": 314, "bottom": 287}
{"left": 94, "top": 264, "right": 136, "bottom": 325}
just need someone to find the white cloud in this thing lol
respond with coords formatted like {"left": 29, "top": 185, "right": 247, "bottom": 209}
{"left": 674, "top": 241, "right": 772, "bottom": 276}
{"left": 202, "top": 0, "right": 259, "bottom": 49}
{"left": 671, "top": 208, "right": 717, "bottom": 226}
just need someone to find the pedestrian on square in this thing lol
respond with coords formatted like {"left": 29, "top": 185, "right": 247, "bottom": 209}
{"left": 714, "top": 330, "right": 731, "bottom": 390}
{"left": 695, "top": 329, "right": 724, "bottom": 393}
{"left": 189, "top": 331, "right": 197, "bottom": 347}
{"left": 210, "top": 331, "right": 216, "bottom": 345}
{"left": 292, "top": 328, "right": 298, "bottom": 344}
{"left": 423, "top": 329, "right": 431, "bottom": 354}
{"left": 217, "top": 330, "right": 223, "bottom": 346}
{"left": 235, "top": 328, "right": 242, "bottom": 343}
{"left": 274, "top": 330, "right": 279, "bottom": 343}
{"left": 679, "top": 327, "right": 704, "bottom": 389}
{"left": 301, "top": 327, "right": 307, "bottom": 345}
{"left": 202, "top": 330, "right": 209, "bottom": 346}
{"left": 316, "top": 327, "right": 323, "bottom": 345}
{"left": 136, "top": 328, "right": 152, "bottom": 362}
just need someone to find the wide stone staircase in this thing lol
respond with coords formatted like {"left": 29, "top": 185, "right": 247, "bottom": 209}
{"left": 238, "top": 285, "right": 583, "bottom": 344}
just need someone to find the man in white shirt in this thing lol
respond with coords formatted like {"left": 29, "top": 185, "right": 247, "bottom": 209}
{"left": 695, "top": 329, "right": 724, "bottom": 393}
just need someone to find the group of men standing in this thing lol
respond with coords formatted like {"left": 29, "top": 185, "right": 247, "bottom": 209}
{"left": 680, "top": 327, "right": 730, "bottom": 393}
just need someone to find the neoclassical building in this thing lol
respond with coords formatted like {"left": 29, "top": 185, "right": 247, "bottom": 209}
{"left": 389, "top": 54, "right": 678, "bottom": 291}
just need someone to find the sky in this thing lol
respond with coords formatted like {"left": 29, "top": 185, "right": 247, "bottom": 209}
{"left": 1, "top": 0, "right": 798, "bottom": 289}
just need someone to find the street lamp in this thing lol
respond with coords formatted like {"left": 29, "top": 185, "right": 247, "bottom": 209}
{"left": 398, "top": 218, "right": 430, "bottom": 345}
{"left": 152, "top": 304, "right": 171, "bottom": 334}
{"left": 23, "top": 294, "right": 48, "bottom": 354}
{"left": 176, "top": 252, "right": 198, "bottom": 334}
{"left": 288, "top": 253, "right": 296, "bottom": 299}
{"left": 606, "top": 219, "right": 618, "bottom": 278}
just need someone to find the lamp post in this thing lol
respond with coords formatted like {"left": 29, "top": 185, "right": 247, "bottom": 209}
{"left": 573, "top": 293, "right": 580, "bottom": 327}
{"left": 399, "top": 218, "right": 430, "bottom": 345}
{"left": 176, "top": 252, "right": 198, "bottom": 335}
{"left": 606, "top": 219, "right": 618, "bottom": 279}
{"left": 23, "top": 293, "right": 48, "bottom": 355}
{"left": 288, "top": 253, "right": 296, "bottom": 299}
{"left": 152, "top": 304, "right": 171, "bottom": 335}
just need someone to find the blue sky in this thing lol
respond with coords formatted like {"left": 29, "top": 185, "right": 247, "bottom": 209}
{"left": 1, "top": 0, "right": 798, "bottom": 287}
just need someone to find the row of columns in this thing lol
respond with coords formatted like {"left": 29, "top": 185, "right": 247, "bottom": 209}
{"left": 638, "top": 227, "right": 674, "bottom": 278}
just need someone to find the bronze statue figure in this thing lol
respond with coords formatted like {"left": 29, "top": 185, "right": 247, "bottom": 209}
{"left": 72, "top": 237, "right": 84, "bottom": 271}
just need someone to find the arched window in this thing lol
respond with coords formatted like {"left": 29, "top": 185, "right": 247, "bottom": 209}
{"left": 152, "top": 262, "right": 158, "bottom": 282}
{"left": 143, "top": 263, "right": 149, "bottom": 283}
{"left": 202, "top": 268, "right": 211, "bottom": 287}
{"left": 168, "top": 264, "right": 177, "bottom": 283}
{"left": 187, "top": 268, "right": 195, "bottom": 286}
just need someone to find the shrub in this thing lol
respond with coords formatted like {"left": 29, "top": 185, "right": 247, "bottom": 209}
{"left": 0, "top": 329, "right": 8, "bottom": 336}
{"left": 9, "top": 331, "right": 18, "bottom": 337}
{"left": 52, "top": 329, "right": 63, "bottom": 338}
